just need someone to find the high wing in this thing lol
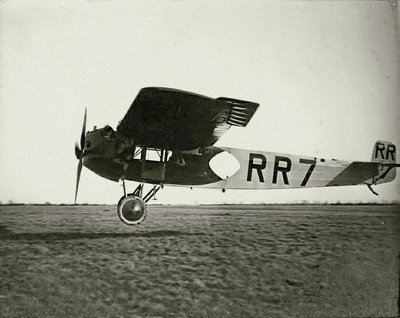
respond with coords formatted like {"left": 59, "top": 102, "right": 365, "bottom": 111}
{"left": 117, "top": 87, "right": 259, "bottom": 150}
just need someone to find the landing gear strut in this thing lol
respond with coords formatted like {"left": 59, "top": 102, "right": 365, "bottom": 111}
{"left": 117, "top": 181, "right": 162, "bottom": 226}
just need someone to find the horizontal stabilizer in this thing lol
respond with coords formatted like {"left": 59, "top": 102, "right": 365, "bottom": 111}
{"left": 327, "top": 162, "right": 378, "bottom": 186}
{"left": 327, "top": 161, "right": 399, "bottom": 186}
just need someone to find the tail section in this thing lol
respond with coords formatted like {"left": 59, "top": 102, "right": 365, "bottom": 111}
{"left": 370, "top": 140, "right": 396, "bottom": 184}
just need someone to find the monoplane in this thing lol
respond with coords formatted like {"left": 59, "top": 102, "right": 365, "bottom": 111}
{"left": 74, "top": 87, "right": 399, "bottom": 225}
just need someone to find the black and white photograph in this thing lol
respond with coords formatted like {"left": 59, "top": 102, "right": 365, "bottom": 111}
{"left": 0, "top": 1, "right": 399, "bottom": 317}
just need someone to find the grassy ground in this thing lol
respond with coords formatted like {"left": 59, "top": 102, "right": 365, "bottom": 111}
{"left": 0, "top": 204, "right": 398, "bottom": 317}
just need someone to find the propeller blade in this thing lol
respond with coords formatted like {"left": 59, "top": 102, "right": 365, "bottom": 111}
{"left": 80, "top": 108, "right": 87, "bottom": 151}
{"left": 75, "top": 157, "right": 83, "bottom": 204}
{"left": 75, "top": 108, "right": 87, "bottom": 204}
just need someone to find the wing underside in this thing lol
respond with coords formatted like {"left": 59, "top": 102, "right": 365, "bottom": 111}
{"left": 117, "top": 87, "right": 259, "bottom": 150}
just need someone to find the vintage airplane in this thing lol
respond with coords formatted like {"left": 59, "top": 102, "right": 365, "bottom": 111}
{"left": 74, "top": 87, "right": 400, "bottom": 225}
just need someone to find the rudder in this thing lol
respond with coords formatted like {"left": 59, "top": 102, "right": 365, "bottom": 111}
{"left": 371, "top": 140, "right": 396, "bottom": 184}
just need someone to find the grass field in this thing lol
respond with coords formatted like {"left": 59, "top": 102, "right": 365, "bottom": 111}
{"left": 0, "top": 204, "right": 398, "bottom": 317}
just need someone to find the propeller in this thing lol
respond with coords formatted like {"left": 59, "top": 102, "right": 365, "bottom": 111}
{"left": 75, "top": 108, "right": 87, "bottom": 204}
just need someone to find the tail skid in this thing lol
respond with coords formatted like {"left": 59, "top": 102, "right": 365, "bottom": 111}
{"left": 367, "top": 184, "right": 379, "bottom": 196}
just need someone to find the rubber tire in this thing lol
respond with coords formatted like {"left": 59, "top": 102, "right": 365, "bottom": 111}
{"left": 117, "top": 195, "right": 147, "bottom": 226}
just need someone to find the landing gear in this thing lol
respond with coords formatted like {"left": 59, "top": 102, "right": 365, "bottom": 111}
{"left": 117, "top": 181, "right": 162, "bottom": 226}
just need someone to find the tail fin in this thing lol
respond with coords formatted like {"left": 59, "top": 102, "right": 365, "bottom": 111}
{"left": 371, "top": 140, "right": 396, "bottom": 184}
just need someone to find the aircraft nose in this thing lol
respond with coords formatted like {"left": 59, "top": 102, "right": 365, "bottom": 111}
{"left": 81, "top": 132, "right": 105, "bottom": 158}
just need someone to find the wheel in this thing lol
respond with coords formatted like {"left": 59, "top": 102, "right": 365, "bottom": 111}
{"left": 117, "top": 195, "right": 147, "bottom": 225}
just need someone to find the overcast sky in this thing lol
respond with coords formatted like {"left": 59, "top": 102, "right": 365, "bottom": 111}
{"left": 0, "top": 0, "right": 398, "bottom": 204}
